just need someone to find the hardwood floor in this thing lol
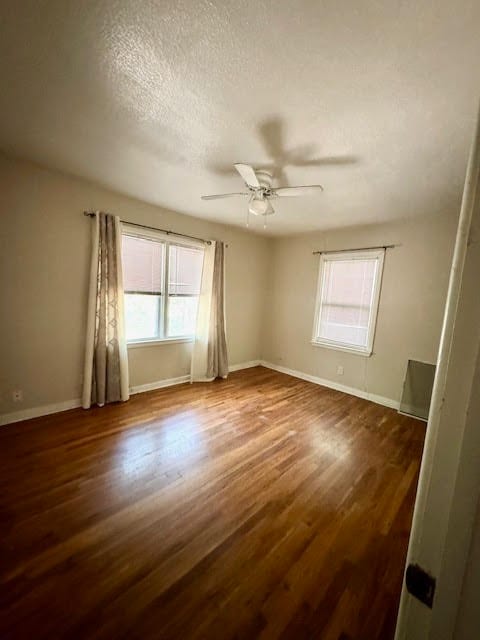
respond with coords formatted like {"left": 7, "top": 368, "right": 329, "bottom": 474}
{"left": 0, "top": 366, "right": 425, "bottom": 640}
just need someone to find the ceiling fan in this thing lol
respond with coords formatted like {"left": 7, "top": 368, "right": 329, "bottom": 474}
{"left": 201, "top": 163, "right": 323, "bottom": 218}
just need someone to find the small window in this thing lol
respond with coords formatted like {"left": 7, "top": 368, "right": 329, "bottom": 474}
{"left": 312, "top": 249, "right": 385, "bottom": 356}
{"left": 122, "top": 230, "right": 204, "bottom": 343}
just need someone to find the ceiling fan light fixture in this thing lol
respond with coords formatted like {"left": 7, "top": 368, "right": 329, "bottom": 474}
{"left": 201, "top": 163, "right": 323, "bottom": 221}
{"left": 248, "top": 196, "right": 269, "bottom": 216}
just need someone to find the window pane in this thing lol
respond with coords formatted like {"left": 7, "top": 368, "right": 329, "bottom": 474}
{"left": 124, "top": 294, "right": 160, "bottom": 341}
{"left": 122, "top": 235, "right": 164, "bottom": 294}
{"left": 322, "top": 259, "right": 376, "bottom": 308}
{"left": 319, "top": 305, "right": 369, "bottom": 346}
{"left": 167, "top": 296, "right": 199, "bottom": 337}
{"left": 167, "top": 245, "right": 203, "bottom": 337}
{"left": 169, "top": 245, "right": 203, "bottom": 295}
{"left": 317, "top": 257, "right": 378, "bottom": 349}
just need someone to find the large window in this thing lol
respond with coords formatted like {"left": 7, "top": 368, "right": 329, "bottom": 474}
{"left": 312, "top": 249, "right": 385, "bottom": 355}
{"left": 122, "top": 229, "right": 204, "bottom": 343}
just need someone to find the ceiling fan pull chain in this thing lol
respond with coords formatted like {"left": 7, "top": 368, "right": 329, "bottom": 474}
{"left": 246, "top": 208, "right": 250, "bottom": 228}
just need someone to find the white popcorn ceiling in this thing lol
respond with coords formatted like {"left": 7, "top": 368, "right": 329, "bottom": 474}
{"left": 0, "top": 0, "right": 478, "bottom": 235}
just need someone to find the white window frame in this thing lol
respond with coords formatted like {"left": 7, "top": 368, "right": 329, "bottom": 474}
{"left": 121, "top": 224, "right": 204, "bottom": 347}
{"left": 311, "top": 248, "right": 385, "bottom": 357}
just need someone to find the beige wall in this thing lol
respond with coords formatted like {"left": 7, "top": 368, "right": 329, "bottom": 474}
{"left": 0, "top": 153, "right": 270, "bottom": 416}
{"left": 0, "top": 151, "right": 458, "bottom": 420}
{"left": 262, "top": 213, "right": 458, "bottom": 404}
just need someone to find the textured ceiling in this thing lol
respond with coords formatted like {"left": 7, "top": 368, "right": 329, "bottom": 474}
{"left": 0, "top": 0, "right": 478, "bottom": 235}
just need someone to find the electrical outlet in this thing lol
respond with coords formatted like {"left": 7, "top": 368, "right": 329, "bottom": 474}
{"left": 12, "top": 390, "right": 23, "bottom": 402}
{"left": 336, "top": 366, "right": 344, "bottom": 376}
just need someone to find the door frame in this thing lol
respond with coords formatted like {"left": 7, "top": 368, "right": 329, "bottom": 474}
{"left": 395, "top": 103, "right": 480, "bottom": 639}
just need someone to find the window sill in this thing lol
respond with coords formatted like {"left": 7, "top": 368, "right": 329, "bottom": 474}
{"left": 127, "top": 337, "right": 194, "bottom": 349}
{"left": 311, "top": 340, "right": 373, "bottom": 357}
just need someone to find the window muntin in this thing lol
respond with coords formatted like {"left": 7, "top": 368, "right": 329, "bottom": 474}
{"left": 312, "top": 249, "right": 384, "bottom": 355}
{"left": 122, "top": 231, "right": 204, "bottom": 343}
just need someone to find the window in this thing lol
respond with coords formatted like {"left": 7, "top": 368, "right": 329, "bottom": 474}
{"left": 122, "top": 229, "right": 204, "bottom": 343}
{"left": 312, "top": 249, "right": 385, "bottom": 356}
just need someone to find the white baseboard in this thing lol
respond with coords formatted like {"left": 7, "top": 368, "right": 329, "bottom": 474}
{"left": 123, "top": 360, "right": 261, "bottom": 396}
{"left": 0, "top": 398, "right": 82, "bottom": 426}
{"left": 259, "top": 360, "right": 400, "bottom": 410}
{"left": 228, "top": 359, "right": 261, "bottom": 372}
{"left": 4, "top": 360, "right": 389, "bottom": 426}
{"left": 0, "top": 360, "right": 263, "bottom": 426}
{"left": 129, "top": 374, "right": 191, "bottom": 395}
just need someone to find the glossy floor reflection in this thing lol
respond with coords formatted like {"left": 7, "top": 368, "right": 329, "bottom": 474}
{"left": 0, "top": 367, "right": 424, "bottom": 640}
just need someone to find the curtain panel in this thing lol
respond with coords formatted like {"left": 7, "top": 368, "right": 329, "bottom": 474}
{"left": 82, "top": 212, "right": 129, "bottom": 409}
{"left": 191, "top": 241, "right": 228, "bottom": 382}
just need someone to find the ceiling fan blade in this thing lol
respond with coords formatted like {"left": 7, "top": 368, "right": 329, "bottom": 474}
{"left": 293, "top": 155, "right": 359, "bottom": 167}
{"left": 201, "top": 192, "right": 248, "bottom": 200}
{"left": 273, "top": 185, "right": 324, "bottom": 197}
{"left": 234, "top": 163, "right": 260, "bottom": 188}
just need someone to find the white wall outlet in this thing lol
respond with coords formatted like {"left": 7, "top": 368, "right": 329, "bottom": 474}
{"left": 12, "top": 390, "right": 23, "bottom": 402}
{"left": 337, "top": 366, "right": 344, "bottom": 376}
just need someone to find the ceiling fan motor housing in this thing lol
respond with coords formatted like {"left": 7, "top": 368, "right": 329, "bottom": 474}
{"left": 254, "top": 170, "right": 273, "bottom": 190}
{"left": 201, "top": 163, "right": 323, "bottom": 220}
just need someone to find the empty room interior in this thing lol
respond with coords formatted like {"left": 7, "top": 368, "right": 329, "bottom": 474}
{"left": 1, "top": 2, "right": 480, "bottom": 639}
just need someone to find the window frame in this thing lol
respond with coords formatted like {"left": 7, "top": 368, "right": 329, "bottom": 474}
{"left": 121, "top": 224, "right": 204, "bottom": 346}
{"left": 311, "top": 248, "right": 385, "bottom": 357}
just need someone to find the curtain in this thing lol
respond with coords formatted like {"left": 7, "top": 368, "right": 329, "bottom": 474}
{"left": 82, "top": 212, "right": 129, "bottom": 409}
{"left": 191, "top": 241, "right": 228, "bottom": 382}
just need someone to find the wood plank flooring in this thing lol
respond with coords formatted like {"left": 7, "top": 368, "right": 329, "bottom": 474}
{"left": 0, "top": 366, "right": 425, "bottom": 639}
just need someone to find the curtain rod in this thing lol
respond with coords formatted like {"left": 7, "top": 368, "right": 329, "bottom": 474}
{"left": 83, "top": 211, "right": 212, "bottom": 245}
{"left": 312, "top": 244, "right": 397, "bottom": 255}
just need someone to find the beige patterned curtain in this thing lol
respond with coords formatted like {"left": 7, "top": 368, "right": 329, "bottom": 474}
{"left": 207, "top": 242, "right": 228, "bottom": 379}
{"left": 82, "top": 212, "right": 129, "bottom": 409}
{"left": 191, "top": 241, "right": 228, "bottom": 381}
